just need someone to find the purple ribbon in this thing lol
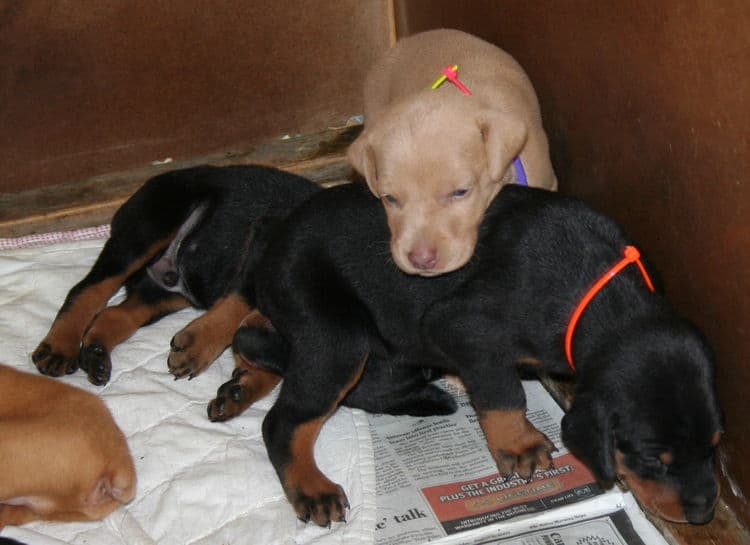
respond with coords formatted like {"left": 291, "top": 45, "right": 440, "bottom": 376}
{"left": 513, "top": 156, "right": 528, "bottom": 186}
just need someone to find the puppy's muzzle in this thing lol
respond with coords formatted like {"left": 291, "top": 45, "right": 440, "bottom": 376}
{"left": 683, "top": 493, "right": 716, "bottom": 525}
{"left": 407, "top": 245, "right": 438, "bottom": 271}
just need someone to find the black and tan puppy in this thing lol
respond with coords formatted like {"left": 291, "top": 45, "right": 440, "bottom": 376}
{"left": 32, "top": 165, "right": 319, "bottom": 385}
{"left": 213, "top": 182, "right": 722, "bottom": 526}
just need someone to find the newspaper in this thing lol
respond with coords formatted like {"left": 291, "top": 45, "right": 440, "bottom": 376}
{"left": 368, "top": 379, "right": 669, "bottom": 545}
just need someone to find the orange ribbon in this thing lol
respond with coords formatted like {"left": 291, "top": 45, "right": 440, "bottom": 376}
{"left": 564, "top": 245, "right": 655, "bottom": 371}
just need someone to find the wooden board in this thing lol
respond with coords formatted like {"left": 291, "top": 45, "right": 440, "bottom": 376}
{"left": 0, "top": 125, "right": 361, "bottom": 238}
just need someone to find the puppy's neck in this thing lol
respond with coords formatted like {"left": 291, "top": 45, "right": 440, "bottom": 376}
{"left": 568, "top": 275, "right": 670, "bottom": 377}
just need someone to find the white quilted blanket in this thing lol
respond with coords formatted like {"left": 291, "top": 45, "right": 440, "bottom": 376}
{"left": 0, "top": 232, "right": 376, "bottom": 545}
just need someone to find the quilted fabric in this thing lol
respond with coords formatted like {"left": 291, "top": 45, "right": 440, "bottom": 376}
{"left": 0, "top": 233, "right": 376, "bottom": 545}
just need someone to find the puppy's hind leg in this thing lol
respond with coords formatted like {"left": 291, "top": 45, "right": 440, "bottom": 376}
{"left": 79, "top": 271, "right": 190, "bottom": 385}
{"left": 208, "top": 310, "right": 283, "bottom": 421}
{"left": 31, "top": 188, "right": 197, "bottom": 378}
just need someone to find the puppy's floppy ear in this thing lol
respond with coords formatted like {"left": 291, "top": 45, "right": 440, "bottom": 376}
{"left": 476, "top": 110, "right": 528, "bottom": 183}
{"left": 347, "top": 132, "right": 379, "bottom": 194}
{"left": 561, "top": 393, "right": 617, "bottom": 484}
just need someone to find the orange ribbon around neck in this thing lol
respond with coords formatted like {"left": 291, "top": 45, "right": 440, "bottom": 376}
{"left": 564, "top": 245, "right": 655, "bottom": 371}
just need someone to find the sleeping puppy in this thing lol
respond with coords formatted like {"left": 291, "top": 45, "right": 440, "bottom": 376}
{"left": 31, "top": 165, "right": 319, "bottom": 385}
{"left": 0, "top": 364, "right": 135, "bottom": 527}
{"left": 211, "top": 182, "right": 722, "bottom": 527}
{"left": 347, "top": 28, "right": 558, "bottom": 276}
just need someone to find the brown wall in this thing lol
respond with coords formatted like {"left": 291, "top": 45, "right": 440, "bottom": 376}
{"left": 396, "top": 0, "right": 750, "bottom": 526}
{"left": 0, "top": 0, "right": 392, "bottom": 193}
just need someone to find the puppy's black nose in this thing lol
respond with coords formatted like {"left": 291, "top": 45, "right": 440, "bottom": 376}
{"left": 684, "top": 495, "right": 716, "bottom": 525}
{"left": 408, "top": 247, "right": 438, "bottom": 270}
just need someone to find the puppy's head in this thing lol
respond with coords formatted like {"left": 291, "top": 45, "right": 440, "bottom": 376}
{"left": 561, "top": 327, "right": 723, "bottom": 524}
{"left": 348, "top": 93, "right": 527, "bottom": 276}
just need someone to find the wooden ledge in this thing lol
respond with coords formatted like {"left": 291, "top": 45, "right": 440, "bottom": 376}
{"left": 0, "top": 125, "right": 361, "bottom": 238}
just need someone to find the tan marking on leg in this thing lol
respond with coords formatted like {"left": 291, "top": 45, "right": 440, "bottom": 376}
{"left": 207, "top": 310, "right": 280, "bottom": 420}
{"left": 282, "top": 356, "right": 367, "bottom": 525}
{"left": 208, "top": 309, "right": 279, "bottom": 420}
{"left": 615, "top": 450, "right": 686, "bottom": 522}
{"left": 478, "top": 409, "right": 556, "bottom": 479}
{"left": 78, "top": 292, "right": 190, "bottom": 384}
{"left": 231, "top": 312, "right": 280, "bottom": 396}
{"left": 284, "top": 415, "right": 352, "bottom": 526}
{"left": 53, "top": 238, "right": 175, "bottom": 339}
{"left": 240, "top": 367, "right": 281, "bottom": 399}
{"left": 238, "top": 308, "right": 274, "bottom": 330}
{"left": 34, "top": 237, "right": 176, "bottom": 374}
{"left": 168, "top": 293, "right": 254, "bottom": 378}
{"left": 83, "top": 293, "right": 189, "bottom": 351}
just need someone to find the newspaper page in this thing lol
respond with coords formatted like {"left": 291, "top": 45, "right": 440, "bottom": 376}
{"left": 368, "top": 379, "right": 668, "bottom": 545}
{"left": 453, "top": 508, "right": 649, "bottom": 545}
{"left": 434, "top": 493, "right": 670, "bottom": 545}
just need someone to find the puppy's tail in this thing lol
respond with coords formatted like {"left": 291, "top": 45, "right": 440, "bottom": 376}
{"left": 232, "top": 324, "right": 290, "bottom": 375}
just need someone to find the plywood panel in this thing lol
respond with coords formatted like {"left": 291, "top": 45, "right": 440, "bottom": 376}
{"left": 0, "top": 0, "right": 391, "bottom": 193}
{"left": 0, "top": 125, "right": 361, "bottom": 237}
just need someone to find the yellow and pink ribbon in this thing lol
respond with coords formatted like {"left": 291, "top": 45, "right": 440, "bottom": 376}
{"left": 431, "top": 64, "right": 472, "bottom": 95}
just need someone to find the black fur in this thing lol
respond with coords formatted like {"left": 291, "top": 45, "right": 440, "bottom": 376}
{"left": 116, "top": 165, "right": 319, "bottom": 308}
{"left": 239, "top": 182, "right": 722, "bottom": 525}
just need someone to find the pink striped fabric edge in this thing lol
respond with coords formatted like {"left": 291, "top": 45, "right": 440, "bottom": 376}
{"left": 0, "top": 225, "right": 111, "bottom": 250}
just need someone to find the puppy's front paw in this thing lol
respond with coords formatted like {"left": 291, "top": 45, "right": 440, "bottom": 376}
{"left": 208, "top": 367, "right": 281, "bottom": 422}
{"left": 208, "top": 369, "right": 251, "bottom": 421}
{"left": 79, "top": 343, "right": 112, "bottom": 385}
{"left": 32, "top": 341, "right": 79, "bottom": 377}
{"left": 492, "top": 438, "right": 556, "bottom": 481}
{"left": 479, "top": 409, "right": 557, "bottom": 481}
{"left": 168, "top": 326, "right": 225, "bottom": 380}
{"left": 288, "top": 482, "right": 350, "bottom": 527}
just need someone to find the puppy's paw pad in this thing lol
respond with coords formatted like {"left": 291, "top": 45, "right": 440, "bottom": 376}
{"left": 170, "top": 330, "right": 194, "bottom": 352}
{"left": 494, "top": 437, "right": 557, "bottom": 481}
{"left": 32, "top": 342, "right": 78, "bottom": 376}
{"left": 168, "top": 329, "right": 217, "bottom": 380}
{"left": 79, "top": 343, "right": 112, "bottom": 385}
{"left": 207, "top": 370, "right": 255, "bottom": 422}
{"left": 291, "top": 484, "right": 349, "bottom": 527}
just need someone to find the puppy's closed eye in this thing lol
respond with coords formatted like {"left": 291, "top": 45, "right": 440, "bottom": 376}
{"left": 626, "top": 453, "right": 669, "bottom": 478}
{"left": 381, "top": 194, "right": 400, "bottom": 207}
{"left": 449, "top": 188, "right": 470, "bottom": 199}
